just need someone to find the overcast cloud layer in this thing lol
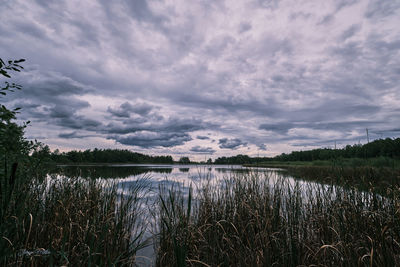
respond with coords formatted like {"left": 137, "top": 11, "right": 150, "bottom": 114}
{"left": 1, "top": 0, "right": 399, "bottom": 160}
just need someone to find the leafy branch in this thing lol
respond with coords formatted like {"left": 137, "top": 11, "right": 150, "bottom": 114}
{"left": 0, "top": 58, "right": 25, "bottom": 96}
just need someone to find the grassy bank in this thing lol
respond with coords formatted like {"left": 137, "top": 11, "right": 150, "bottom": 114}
{"left": 155, "top": 171, "right": 400, "bottom": 266}
{"left": 244, "top": 156, "right": 400, "bottom": 169}
{"left": 0, "top": 175, "right": 148, "bottom": 266}
{"left": 284, "top": 165, "right": 400, "bottom": 189}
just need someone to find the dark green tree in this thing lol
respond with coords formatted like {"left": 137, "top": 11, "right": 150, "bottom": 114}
{"left": 178, "top": 157, "right": 191, "bottom": 164}
{"left": 0, "top": 58, "right": 30, "bottom": 220}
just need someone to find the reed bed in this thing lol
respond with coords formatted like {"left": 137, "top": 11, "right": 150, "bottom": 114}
{"left": 155, "top": 171, "right": 400, "bottom": 266}
{"left": 0, "top": 175, "right": 148, "bottom": 266}
{"left": 286, "top": 166, "right": 400, "bottom": 195}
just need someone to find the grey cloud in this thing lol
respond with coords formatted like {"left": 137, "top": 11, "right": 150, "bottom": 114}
{"left": 258, "top": 0, "right": 279, "bottom": 9}
{"left": 101, "top": 106, "right": 216, "bottom": 148}
{"left": 1, "top": 0, "right": 399, "bottom": 155}
{"left": 121, "top": 0, "right": 168, "bottom": 24}
{"left": 205, "top": 35, "right": 235, "bottom": 58}
{"left": 48, "top": 103, "right": 89, "bottom": 119}
{"left": 335, "top": 0, "right": 360, "bottom": 11}
{"left": 218, "top": 138, "right": 247, "bottom": 149}
{"left": 174, "top": 91, "right": 279, "bottom": 117}
{"left": 110, "top": 131, "right": 192, "bottom": 148}
{"left": 365, "top": 1, "right": 400, "bottom": 19}
{"left": 289, "top": 12, "right": 312, "bottom": 21}
{"left": 5, "top": 71, "right": 103, "bottom": 132}
{"left": 105, "top": 116, "right": 211, "bottom": 135}
{"left": 318, "top": 0, "right": 359, "bottom": 26}
{"left": 58, "top": 131, "right": 95, "bottom": 139}
{"left": 12, "top": 20, "right": 48, "bottom": 41}
{"left": 290, "top": 134, "right": 367, "bottom": 147}
{"left": 55, "top": 116, "right": 101, "bottom": 130}
{"left": 258, "top": 144, "right": 267, "bottom": 151}
{"left": 190, "top": 146, "right": 216, "bottom": 154}
{"left": 259, "top": 121, "right": 378, "bottom": 134}
{"left": 196, "top": 135, "right": 210, "bottom": 140}
{"left": 259, "top": 122, "right": 293, "bottom": 134}
{"left": 238, "top": 22, "right": 252, "bottom": 33}
{"left": 319, "top": 14, "right": 335, "bottom": 25}
{"left": 108, "top": 101, "right": 154, "bottom": 118}
{"left": 107, "top": 106, "right": 130, "bottom": 118}
{"left": 340, "top": 24, "right": 361, "bottom": 41}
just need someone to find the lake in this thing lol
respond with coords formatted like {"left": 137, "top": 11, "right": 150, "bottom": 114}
{"left": 51, "top": 164, "right": 387, "bottom": 266}
{"left": 52, "top": 164, "right": 294, "bottom": 265}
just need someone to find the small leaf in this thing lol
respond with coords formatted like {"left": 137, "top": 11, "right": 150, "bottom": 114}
{"left": 15, "top": 59, "right": 25, "bottom": 63}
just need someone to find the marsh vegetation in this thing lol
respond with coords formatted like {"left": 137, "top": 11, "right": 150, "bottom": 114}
{"left": 155, "top": 169, "right": 400, "bottom": 266}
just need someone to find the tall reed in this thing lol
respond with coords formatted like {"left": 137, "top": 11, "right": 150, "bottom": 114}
{"left": 155, "top": 171, "right": 400, "bottom": 266}
{"left": 0, "top": 176, "right": 149, "bottom": 266}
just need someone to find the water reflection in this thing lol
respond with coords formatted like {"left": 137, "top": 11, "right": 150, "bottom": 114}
{"left": 49, "top": 164, "right": 289, "bottom": 267}
{"left": 50, "top": 165, "right": 173, "bottom": 179}
{"left": 51, "top": 164, "right": 248, "bottom": 180}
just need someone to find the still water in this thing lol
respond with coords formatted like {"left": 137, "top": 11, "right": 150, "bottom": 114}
{"left": 53, "top": 164, "right": 372, "bottom": 266}
{"left": 53, "top": 164, "right": 290, "bottom": 266}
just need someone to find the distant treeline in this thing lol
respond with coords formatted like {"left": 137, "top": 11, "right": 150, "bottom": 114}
{"left": 47, "top": 138, "right": 400, "bottom": 165}
{"left": 49, "top": 148, "right": 174, "bottom": 164}
{"left": 213, "top": 138, "right": 400, "bottom": 164}
{"left": 214, "top": 154, "right": 257, "bottom": 164}
{"left": 274, "top": 138, "right": 400, "bottom": 162}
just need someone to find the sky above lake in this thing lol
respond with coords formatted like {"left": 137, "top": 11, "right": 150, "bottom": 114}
{"left": 1, "top": 0, "right": 399, "bottom": 160}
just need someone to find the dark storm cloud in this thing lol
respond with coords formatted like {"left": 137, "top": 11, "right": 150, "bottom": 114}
{"left": 107, "top": 101, "right": 154, "bottom": 118}
{"left": 4, "top": 71, "right": 103, "bottom": 133}
{"left": 55, "top": 116, "right": 101, "bottom": 130}
{"left": 58, "top": 131, "right": 95, "bottom": 139}
{"left": 101, "top": 104, "right": 217, "bottom": 148}
{"left": 109, "top": 132, "right": 192, "bottom": 148}
{"left": 104, "top": 116, "right": 211, "bottom": 135}
{"left": 259, "top": 122, "right": 293, "bottom": 134}
{"left": 218, "top": 138, "right": 247, "bottom": 149}
{"left": 190, "top": 146, "right": 216, "bottom": 154}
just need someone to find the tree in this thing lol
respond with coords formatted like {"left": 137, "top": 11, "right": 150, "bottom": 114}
{"left": 0, "top": 58, "right": 28, "bottom": 154}
{"left": 0, "top": 57, "right": 31, "bottom": 220}
{"left": 178, "top": 157, "right": 191, "bottom": 164}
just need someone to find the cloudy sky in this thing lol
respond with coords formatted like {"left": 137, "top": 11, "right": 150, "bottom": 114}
{"left": 1, "top": 0, "right": 399, "bottom": 160}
